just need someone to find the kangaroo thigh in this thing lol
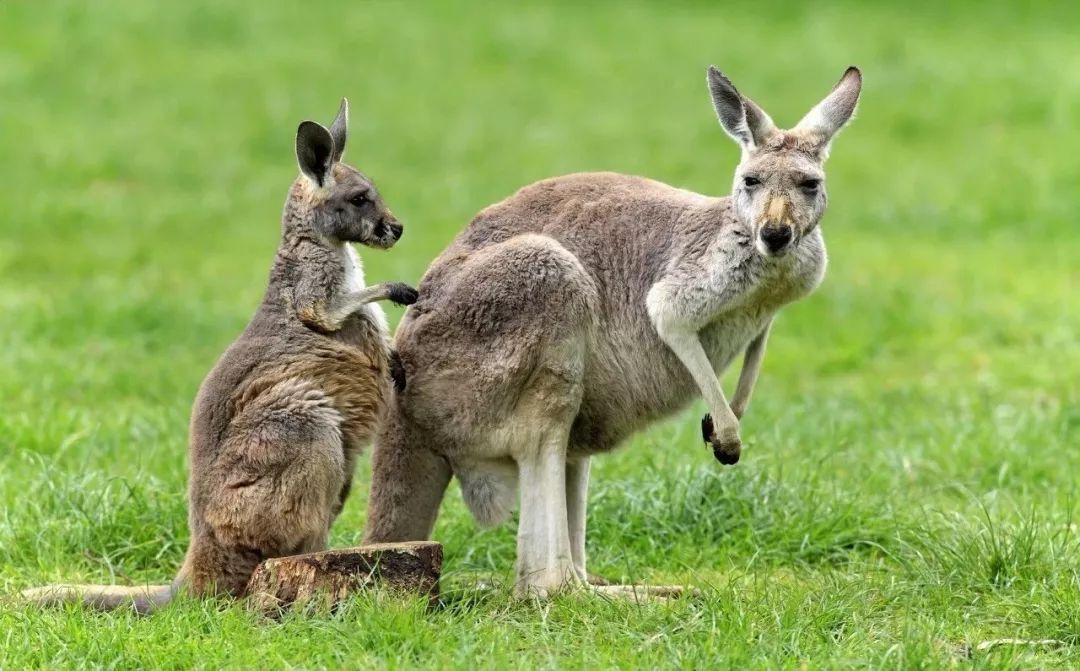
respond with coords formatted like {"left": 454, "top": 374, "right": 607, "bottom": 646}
{"left": 202, "top": 380, "right": 347, "bottom": 558}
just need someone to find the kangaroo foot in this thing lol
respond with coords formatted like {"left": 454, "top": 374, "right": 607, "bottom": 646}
{"left": 513, "top": 562, "right": 581, "bottom": 600}
{"left": 591, "top": 584, "right": 701, "bottom": 603}
{"left": 586, "top": 572, "right": 611, "bottom": 587}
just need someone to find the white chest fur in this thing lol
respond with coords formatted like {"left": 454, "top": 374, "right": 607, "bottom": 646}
{"left": 339, "top": 243, "right": 389, "bottom": 334}
{"left": 703, "top": 231, "right": 826, "bottom": 366}
{"left": 647, "top": 228, "right": 826, "bottom": 381}
{"left": 340, "top": 243, "right": 367, "bottom": 293}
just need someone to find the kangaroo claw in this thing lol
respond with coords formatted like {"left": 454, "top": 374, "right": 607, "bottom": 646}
{"left": 701, "top": 413, "right": 741, "bottom": 465}
{"left": 387, "top": 283, "right": 419, "bottom": 306}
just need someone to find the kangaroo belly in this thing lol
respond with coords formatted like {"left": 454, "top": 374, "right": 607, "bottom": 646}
{"left": 700, "top": 309, "right": 773, "bottom": 371}
{"left": 570, "top": 309, "right": 770, "bottom": 454}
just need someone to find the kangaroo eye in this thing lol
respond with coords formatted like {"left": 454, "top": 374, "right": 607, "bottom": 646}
{"left": 349, "top": 194, "right": 369, "bottom": 207}
{"left": 743, "top": 176, "right": 761, "bottom": 188}
{"left": 799, "top": 178, "right": 821, "bottom": 191}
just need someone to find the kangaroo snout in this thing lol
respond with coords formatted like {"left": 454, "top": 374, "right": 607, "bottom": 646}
{"left": 759, "top": 224, "right": 793, "bottom": 255}
{"left": 388, "top": 221, "right": 403, "bottom": 241}
{"left": 755, "top": 196, "right": 796, "bottom": 256}
{"left": 372, "top": 217, "right": 404, "bottom": 247}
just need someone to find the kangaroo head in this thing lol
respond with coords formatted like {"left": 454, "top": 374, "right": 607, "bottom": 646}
{"left": 707, "top": 66, "right": 861, "bottom": 258}
{"left": 291, "top": 99, "right": 403, "bottom": 249}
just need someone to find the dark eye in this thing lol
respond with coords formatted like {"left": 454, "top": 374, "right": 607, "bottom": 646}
{"left": 349, "top": 193, "right": 369, "bottom": 207}
{"left": 799, "top": 178, "right": 821, "bottom": 191}
{"left": 743, "top": 176, "right": 761, "bottom": 188}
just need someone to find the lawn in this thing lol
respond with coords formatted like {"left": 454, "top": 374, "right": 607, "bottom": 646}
{"left": 1, "top": 0, "right": 1078, "bottom": 668}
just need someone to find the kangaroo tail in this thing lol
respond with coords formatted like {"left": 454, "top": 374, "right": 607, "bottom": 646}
{"left": 20, "top": 579, "right": 181, "bottom": 615}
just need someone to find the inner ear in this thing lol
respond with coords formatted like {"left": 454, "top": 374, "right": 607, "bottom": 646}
{"left": 794, "top": 66, "right": 862, "bottom": 144}
{"left": 741, "top": 96, "right": 779, "bottom": 147}
{"left": 708, "top": 67, "right": 753, "bottom": 147}
{"left": 707, "top": 66, "right": 778, "bottom": 150}
{"left": 329, "top": 98, "right": 348, "bottom": 163}
{"left": 296, "top": 121, "right": 334, "bottom": 187}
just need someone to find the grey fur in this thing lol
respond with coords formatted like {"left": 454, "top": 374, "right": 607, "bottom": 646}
{"left": 329, "top": 98, "right": 349, "bottom": 163}
{"left": 364, "top": 67, "right": 861, "bottom": 597}
{"left": 707, "top": 66, "right": 778, "bottom": 149}
{"left": 296, "top": 121, "right": 335, "bottom": 187}
{"left": 794, "top": 67, "right": 862, "bottom": 149}
{"left": 21, "top": 100, "right": 416, "bottom": 613}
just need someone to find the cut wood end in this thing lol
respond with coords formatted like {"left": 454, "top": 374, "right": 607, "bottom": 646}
{"left": 246, "top": 541, "right": 442, "bottom": 615}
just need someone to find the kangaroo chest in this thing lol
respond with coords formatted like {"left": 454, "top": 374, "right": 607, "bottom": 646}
{"left": 574, "top": 231, "right": 826, "bottom": 453}
{"left": 699, "top": 309, "right": 772, "bottom": 372}
{"left": 336, "top": 244, "right": 389, "bottom": 346}
{"left": 699, "top": 235, "right": 826, "bottom": 369}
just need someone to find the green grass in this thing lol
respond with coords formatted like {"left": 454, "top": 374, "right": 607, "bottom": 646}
{"left": 2, "top": 0, "right": 1078, "bottom": 668}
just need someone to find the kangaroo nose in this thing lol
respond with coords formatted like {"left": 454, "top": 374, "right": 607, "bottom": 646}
{"left": 760, "top": 225, "right": 793, "bottom": 253}
{"left": 389, "top": 222, "right": 403, "bottom": 240}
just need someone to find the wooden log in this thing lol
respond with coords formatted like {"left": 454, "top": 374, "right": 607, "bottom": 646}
{"left": 245, "top": 541, "right": 442, "bottom": 614}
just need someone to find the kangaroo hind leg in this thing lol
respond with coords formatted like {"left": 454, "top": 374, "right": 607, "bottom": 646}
{"left": 565, "top": 455, "right": 591, "bottom": 583}
{"left": 510, "top": 346, "right": 587, "bottom": 598}
{"left": 363, "top": 407, "right": 453, "bottom": 544}
{"left": 200, "top": 380, "right": 349, "bottom": 595}
{"left": 514, "top": 425, "right": 577, "bottom": 599}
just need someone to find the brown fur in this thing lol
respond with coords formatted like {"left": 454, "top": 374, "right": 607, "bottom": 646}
{"left": 21, "top": 100, "right": 416, "bottom": 613}
{"left": 364, "top": 68, "right": 861, "bottom": 597}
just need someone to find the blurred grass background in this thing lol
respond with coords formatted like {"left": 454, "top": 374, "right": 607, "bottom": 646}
{"left": 1, "top": 0, "right": 1077, "bottom": 668}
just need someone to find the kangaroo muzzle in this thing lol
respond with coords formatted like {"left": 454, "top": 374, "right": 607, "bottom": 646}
{"left": 758, "top": 197, "right": 796, "bottom": 256}
{"left": 759, "top": 224, "right": 793, "bottom": 253}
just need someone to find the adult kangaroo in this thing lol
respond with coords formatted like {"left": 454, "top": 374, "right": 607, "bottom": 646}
{"left": 22, "top": 100, "right": 417, "bottom": 613}
{"left": 365, "top": 67, "right": 862, "bottom": 597}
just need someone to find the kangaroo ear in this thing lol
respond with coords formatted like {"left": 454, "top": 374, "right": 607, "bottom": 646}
{"left": 794, "top": 66, "right": 862, "bottom": 146}
{"left": 296, "top": 121, "right": 335, "bottom": 187}
{"left": 329, "top": 98, "right": 348, "bottom": 163}
{"left": 707, "top": 66, "right": 778, "bottom": 151}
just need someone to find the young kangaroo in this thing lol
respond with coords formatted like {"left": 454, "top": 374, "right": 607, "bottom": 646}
{"left": 364, "top": 67, "right": 862, "bottom": 597}
{"left": 22, "top": 99, "right": 417, "bottom": 613}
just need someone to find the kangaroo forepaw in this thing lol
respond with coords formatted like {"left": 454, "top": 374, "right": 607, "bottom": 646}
{"left": 389, "top": 350, "right": 406, "bottom": 392}
{"left": 701, "top": 413, "right": 741, "bottom": 465}
{"left": 386, "top": 282, "right": 419, "bottom": 306}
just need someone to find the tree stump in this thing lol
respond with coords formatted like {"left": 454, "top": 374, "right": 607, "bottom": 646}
{"left": 245, "top": 541, "right": 442, "bottom": 614}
